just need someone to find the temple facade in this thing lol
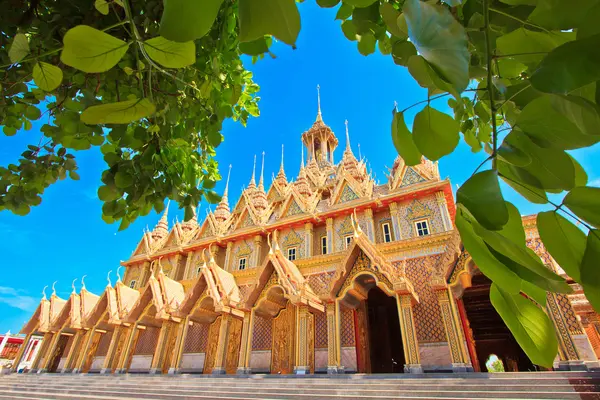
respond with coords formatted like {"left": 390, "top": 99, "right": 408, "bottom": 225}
{"left": 12, "top": 101, "right": 600, "bottom": 375}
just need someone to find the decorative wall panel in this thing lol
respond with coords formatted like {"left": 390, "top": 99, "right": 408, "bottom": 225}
{"left": 306, "top": 271, "right": 335, "bottom": 298}
{"left": 340, "top": 306, "right": 356, "bottom": 347}
{"left": 315, "top": 311, "right": 328, "bottom": 349}
{"left": 134, "top": 327, "right": 160, "bottom": 355}
{"left": 183, "top": 323, "right": 209, "bottom": 353}
{"left": 252, "top": 315, "right": 273, "bottom": 351}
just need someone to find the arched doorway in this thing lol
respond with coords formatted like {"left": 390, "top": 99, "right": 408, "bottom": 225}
{"left": 342, "top": 274, "right": 406, "bottom": 373}
{"left": 460, "top": 274, "right": 535, "bottom": 372}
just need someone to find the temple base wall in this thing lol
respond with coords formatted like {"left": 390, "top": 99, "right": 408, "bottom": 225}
{"left": 249, "top": 350, "right": 270, "bottom": 373}
{"left": 129, "top": 355, "right": 152, "bottom": 372}
{"left": 419, "top": 342, "right": 452, "bottom": 372}
{"left": 179, "top": 353, "right": 205, "bottom": 373}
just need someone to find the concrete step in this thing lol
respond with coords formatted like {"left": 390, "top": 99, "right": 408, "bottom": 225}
{"left": 2, "top": 382, "right": 600, "bottom": 400}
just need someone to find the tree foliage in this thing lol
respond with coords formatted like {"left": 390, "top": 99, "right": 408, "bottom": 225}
{"left": 3, "top": 0, "right": 600, "bottom": 367}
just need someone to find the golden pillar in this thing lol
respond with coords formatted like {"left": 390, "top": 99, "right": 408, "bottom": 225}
{"left": 10, "top": 333, "right": 32, "bottom": 373}
{"left": 62, "top": 330, "right": 85, "bottom": 372}
{"left": 169, "top": 318, "right": 190, "bottom": 374}
{"left": 294, "top": 304, "right": 311, "bottom": 374}
{"left": 30, "top": 332, "right": 52, "bottom": 373}
{"left": 389, "top": 202, "right": 402, "bottom": 240}
{"left": 326, "top": 218, "right": 334, "bottom": 254}
{"left": 305, "top": 223, "right": 314, "bottom": 257}
{"left": 211, "top": 314, "right": 232, "bottom": 374}
{"left": 101, "top": 326, "right": 122, "bottom": 374}
{"left": 546, "top": 293, "right": 586, "bottom": 370}
{"left": 237, "top": 310, "right": 254, "bottom": 374}
{"left": 363, "top": 208, "right": 376, "bottom": 242}
{"left": 115, "top": 325, "right": 140, "bottom": 374}
{"left": 150, "top": 321, "right": 175, "bottom": 374}
{"left": 436, "top": 288, "right": 471, "bottom": 371}
{"left": 73, "top": 328, "right": 100, "bottom": 373}
{"left": 325, "top": 303, "right": 340, "bottom": 374}
{"left": 395, "top": 293, "right": 422, "bottom": 373}
{"left": 333, "top": 300, "right": 343, "bottom": 372}
{"left": 39, "top": 332, "right": 62, "bottom": 373}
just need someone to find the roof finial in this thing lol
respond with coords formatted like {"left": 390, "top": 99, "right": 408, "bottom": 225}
{"left": 81, "top": 275, "right": 87, "bottom": 291}
{"left": 316, "top": 84, "right": 322, "bottom": 121}
{"left": 301, "top": 143, "right": 305, "bottom": 169}
{"left": 116, "top": 266, "right": 122, "bottom": 283}
{"left": 106, "top": 270, "right": 112, "bottom": 287}
{"left": 358, "top": 143, "right": 362, "bottom": 160}
{"left": 51, "top": 281, "right": 57, "bottom": 297}
{"left": 259, "top": 151, "right": 265, "bottom": 188}
{"left": 345, "top": 119, "right": 351, "bottom": 151}
{"left": 280, "top": 145, "right": 285, "bottom": 171}
{"left": 224, "top": 164, "right": 232, "bottom": 197}
{"left": 249, "top": 154, "right": 257, "bottom": 188}
{"left": 42, "top": 285, "right": 48, "bottom": 301}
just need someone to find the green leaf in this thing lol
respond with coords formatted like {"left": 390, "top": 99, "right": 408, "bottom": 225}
{"left": 498, "top": 161, "right": 548, "bottom": 204}
{"left": 563, "top": 186, "right": 600, "bottom": 228}
{"left": 407, "top": 55, "right": 460, "bottom": 99}
{"left": 581, "top": 230, "right": 600, "bottom": 313}
{"left": 516, "top": 95, "right": 600, "bottom": 150}
{"left": 341, "top": 20, "right": 358, "bottom": 41}
{"left": 457, "top": 170, "right": 508, "bottom": 230}
{"left": 455, "top": 205, "right": 521, "bottom": 294}
{"left": 521, "top": 280, "right": 547, "bottom": 307}
{"left": 380, "top": 3, "right": 408, "bottom": 39}
{"left": 32, "top": 62, "right": 63, "bottom": 92}
{"left": 530, "top": 34, "right": 600, "bottom": 94}
{"left": 412, "top": 105, "right": 459, "bottom": 161}
{"left": 25, "top": 106, "right": 41, "bottom": 121}
{"left": 529, "top": 0, "right": 599, "bottom": 30}
{"left": 403, "top": 0, "right": 470, "bottom": 92}
{"left": 316, "top": 0, "right": 340, "bottom": 7}
{"left": 114, "top": 171, "right": 133, "bottom": 188}
{"left": 60, "top": 25, "right": 130, "bottom": 73}
{"left": 143, "top": 37, "right": 195, "bottom": 68}
{"left": 336, "top": 3, "right": 354, "bottom": 20}
{"left": 496, "top": 28, "right": 574, "bottom": 68}
{"left": 239, "top": 37, "right": 270, "bottom": 56}
{"left": 490, "top": 284, "right": 558, "bottom": 368}
{"left": 391, "top": 109, "right": 422, "bottom": 166}
{"left": 503, "top": 130, "right": 575, "bottom": 191}
{"left": 8, "top": 33, "right": 29, "bottom": 63}
{"left": 537, "top": 211, "right": 585, "bottom": 282}
{"left": 69, "top": 171, "right": 81, "bottom": 181}
{"left": 94, "top": 0, "right": 110, "bottom": 15}
{"left": 392, "top": 41, "right": 417, "bottom": 67}
{"left": 345, "top": 0, "right": 378, "bottom": 7}
{"left": 98, "top": 185, "right": 120, "bottom": 202}
{"left": 160, "top": 0, "right": 223, "bottom": 42}
{"left": 81, "top": 99, "right": 156, "bottom": 125}
{"left": 3, "top": 126, "right": 17, "bottom": 136}
{"left": 205, "top": 190, "right": 221, "bottom": 204}
{"left": 357, "top": 32, "right": 376, "bottom": 55}
{"left": 239, "top": 0, "right": 301, "bottom": 46}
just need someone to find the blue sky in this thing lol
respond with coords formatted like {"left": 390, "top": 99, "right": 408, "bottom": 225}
{"left": 1, "top": 1, "right": 599, "bottom": 333}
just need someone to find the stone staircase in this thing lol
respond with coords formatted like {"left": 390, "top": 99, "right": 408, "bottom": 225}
{"left": 0, "top": 371, "right": 599, "bottom": 400}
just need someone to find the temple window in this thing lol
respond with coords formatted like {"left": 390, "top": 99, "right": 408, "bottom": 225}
{"left": 238, "top": 257, "right": 247, "bottom": 270}
{"left": 344, "top": 235, "right": 353, "bottom": 248}
{"left": 382, "top": 222, "right": 392, "bottom": 243}
{"left": 129, "top": 280, "right": 137, "bottom": 289}
{"left": 287, "top": 247, "right": 297, "bottom": 261}
{"left": 321, "top": 236, "right": 328, "bottom": 255}
{"left": 415, "top": 219, "right": 430, "bottom": 237}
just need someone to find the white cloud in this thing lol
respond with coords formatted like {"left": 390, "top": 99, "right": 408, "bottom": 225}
{"left": 0, "top": 286, "right": 38, "bottom": 312}
{"left": 588, "top": 178, "right": 600, "bottom": 187}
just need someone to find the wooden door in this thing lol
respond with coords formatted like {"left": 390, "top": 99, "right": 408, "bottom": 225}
{"left": 203, "top": 316, "right": 222, "bottom": 374}
{"left": 271, "top": 302, "right": 295, "bottom": 374}
{"left": 48, "top": 335, "right": 69, "bottom": 373}
{"left": 161, "top": 323, "right": 180, "bottom": 374}
{"left": 225, "top": 317, "right": 243, "bottom": 374}
{"left": 355, "top": 302, "right": 371, "bottom": 373}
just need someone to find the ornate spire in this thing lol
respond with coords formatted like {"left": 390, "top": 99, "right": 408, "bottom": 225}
{"left": 181, "top": 204, "right": 198, "bottom": 231}
{"left": 152, "top": 201, "right": 170, "bottom": 239}
{"left": 258, "top": 151, "right": 265, "bottom": 191}
{"left": 81, "top": 275, "right": 87, "bottom": 291}
{"left": 345, "top": 119, "right": 352, "bottom": 153}
{"left": 51, "top": 281, "right": 57, "bottom": 297}
{"left": 42, "top": 285, "right": 48, "bottom": 301}
{"left": 106, "top": 270, "right": 112, "bottom": 287}
{"left": 248, "top": 154, "right": 257, "bottom": 191}
{"left": 316, "top": 84, "right": 322, "bottom": 122}
{"left": 71, "top": 278, "right": 77, "bottom": 294}
{"left": 214, "top": 164, "right": 232, "bottom": 222}
{"left": 276, "top": 145, "right": 287, "bottom": 186}
{"left": 252, "top": 152, "right": 268, "bottom": 211}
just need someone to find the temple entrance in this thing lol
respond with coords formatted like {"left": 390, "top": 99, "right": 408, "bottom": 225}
{"left": 363, "top": 287, "right": 405, "bottom": 373}
{"left": 271, "top": 301, "right": 296, "bottom": 374}
{"left": 47, "top": 334, "right": 70, "bottom": 373}
{"left": 461, "top": 274, "right": 535, "bottom": 372}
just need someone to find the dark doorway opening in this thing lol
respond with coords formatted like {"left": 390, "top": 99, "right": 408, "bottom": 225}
{"left": 461, "top": 274, "right": 536, "bottom": 372}
{"left": 366, "top": 287, "right": 405, "bottom": 373}
{"left": 47, "top": 335, "right": 70, "bottom": 373}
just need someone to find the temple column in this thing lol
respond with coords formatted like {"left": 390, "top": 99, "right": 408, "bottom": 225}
{"left": 73, "top": 328, "right": 98, "bottom": 373}
{"left": 10, "top": 333, "right": 32, "bottom": 373}
{"left": 363, "top": 208, "right": 376, "bottom": 242}
{"left": 305, "top": 223, "right": 314, "bottom": 257}
{"left": 546, "top": 293, "right": 588, "bottom": 370}
{"left": 252, "top": 235, "right": 263, "bottom": 268}
{"left": 294, "top": 305, "right": 309, "bottom": 374}
{"left": 389, "top": 202, "right": 402, "bottom": 240}
{"left": 326, "top": 218, "right": 334, "bottom": 254}
{"left": 334, "top": 300, "right": 344, "bottom": 372}
{"left": 115, "top": 325, "right": 140, "bottom": 374}
{"left": 101, "top": 326, "right": 123, "bottom": 374}
{"left": 150, "top": 322, "right": 174, "bottom": 374}
{"left": 39, "top": 332, "right": 62, "bottom": 373}
{"left": 62, "top": 330, "right": 85, "bottom": 373}
{"left": 435, "top": 192, "right": 452, "bottom": 231}
{"left": 326, "top": 303, "right": 340, "bottom": 374}
{"left": 211, "top": 314, "right": 233, "bottom": 374}
{"left": 435, "top": 287, "right": 472, "bottom": 372}
{"left": 395, "top": 293, "right": 422, "bottom": 373}
{"left": 30, "top": 333, "right": 52, "bottom": 373}
{"left": 169, "top": 318, "right": 190, "bottom": 374}
{"left": 224, "top": 242, "right": 233, "bottom": 272}
{"left": 237, "top": 310, "right": 254, "bottom": 374}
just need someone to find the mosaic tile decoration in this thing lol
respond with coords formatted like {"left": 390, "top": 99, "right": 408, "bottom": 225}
{"left": 306, "top": 271, "right": 335, "bottom": 297}
{"left": 404, "top": 255, "right": 446, "bottom": 343}
{"left": 252, "top": 314, "right": 273, "bottom": 351}
{"left": 183, "top": 322, "right": 209, "bottom": 353}
{"left": 556, "top": 293, "right": 584, "bottom": 335}
{"left": 400, "top": 167, "right": 426, "bottom": 187}
{"left": 238, "top": 284, "right": 252, "bottom": 304}
{"left": 340, "top": 306, "right": 356, "bottom": 347}
{"left": 399, "top": 196, "right": 445, "bottom": 239}
{"left": 95, "top": 331, "right": 113, "bottom": 357}
{"left": 135, "top": 326, "right": 160, "bottom": 355}
{"left": 286, "top": 198, "right": 304, "bottom": 216}
{"left": 315, "top": 311, "right": 328, "bottom": 349}
{"left": 339, "top": 183, "right": 359, "bottom": 203}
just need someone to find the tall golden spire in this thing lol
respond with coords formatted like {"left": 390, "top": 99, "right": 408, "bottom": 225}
{"left": 152, "top": 200, "right": 170, "bottom": 238}
{"left": 316, "top": 84, "right": 322, "bottom": 122}
{"left": 345, "top": 119, "right": 351, "bottom": 152}
{"left": 248, "top": 154, "right": 257, "bottom": 191}
{"left": 276, "top": 145, "right": 287, "bottom": 186}
{"left": 214, "top": 164, "right": 232, "bottom": 222}
{"left": 258, "top": 151, "right": 265, "bottom": 191}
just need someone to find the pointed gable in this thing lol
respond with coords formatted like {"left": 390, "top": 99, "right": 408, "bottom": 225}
{"left": 21, "top": 298, "right": 50, "bottom": 334}
{"left": 338, "top": 182, "right": 359, "bottom": 203}
{"left": 131, "top": 233, "right": 151, "bottom": 258}
{"left": 401, "top": 167, "right": 427, "bottom": 187}
{"left": 80, "top": 288, "right": 100, "bottom": 322}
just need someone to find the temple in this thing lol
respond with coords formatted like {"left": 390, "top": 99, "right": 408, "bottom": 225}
{"left": 12, "top": 90, "right": 600, "bottom": 375}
